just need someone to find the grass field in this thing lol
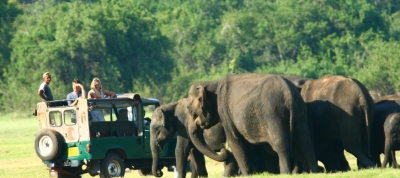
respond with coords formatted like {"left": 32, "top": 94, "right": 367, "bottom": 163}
{"left": 1, "top": 113, "right": 399, "bottom": 178}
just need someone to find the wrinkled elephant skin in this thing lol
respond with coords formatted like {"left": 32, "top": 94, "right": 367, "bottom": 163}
{"left": 371, "top": 95, "right": 400, "bottom": 168}
{"left": 150, "top": 99, "right": 237, "bottom": 178}
{"left": 187, "top": 74, "right": 318, "bottom": 175}
{"left": 292, "top": 74, "right": 375, "bottom": 171}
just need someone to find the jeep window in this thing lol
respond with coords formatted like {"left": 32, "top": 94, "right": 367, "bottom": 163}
{"left": 64, "top": 110, "right": 77, "bottom": 125}
{"left": 96, "top": 108, "right": 117, "bottom": 122}
{"left": 144, "top": 104, "right": 157, "bottom": 119}
{"left": 49, "top": 111, "right": 62, "bottom": 127}
{"left": 128, "top": 106, "right": 138, "bottom": 122}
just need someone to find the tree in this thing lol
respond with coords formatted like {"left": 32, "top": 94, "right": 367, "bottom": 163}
{"left": 3, "top": 0, "right": 173, "bottom": 112}
{"left": 0, "top": 0, "right": 22, "bottom": 77}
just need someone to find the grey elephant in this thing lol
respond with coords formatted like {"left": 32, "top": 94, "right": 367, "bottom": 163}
{"left": 382, "top": 113, "right": 400, "bottom": 168}
{"left": 150, "top": 98, "right": 239, "bottom": 178}
{"left": 371, "top": 95, "right": 400, "bottom": 168}
{"left": 186, "top": 73, "right": 318, "bottom": 175}
{"left": 287, "top": 74, "right": 375, "bottom": 171}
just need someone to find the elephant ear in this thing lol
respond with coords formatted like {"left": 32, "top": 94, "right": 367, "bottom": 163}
{"left": 160, "top": 109, "right": 175, "bottom": 130}
{"left": 160, "top": 109, "right": 168, "bottom": 127}
{"left": 197, "top": 85, "right": 206, "bottom": 108}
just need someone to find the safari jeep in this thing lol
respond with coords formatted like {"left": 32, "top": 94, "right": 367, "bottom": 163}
{"left": 34, "top": 93, "right": 176, "bottom": 177}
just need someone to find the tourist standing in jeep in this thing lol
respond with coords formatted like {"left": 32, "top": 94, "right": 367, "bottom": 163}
{"left": 38, "top": 72, "right": 54, "bottom": 102}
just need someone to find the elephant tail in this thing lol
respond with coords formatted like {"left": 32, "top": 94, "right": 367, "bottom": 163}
{"left": 352, "top": 78, "right": 374, "bottom": 158}
{"left": 355, "top": 90, "right": 374, "bottom": 159}
{"left": 289, "top": 107, "right": 293, "bottom": 160}
{"left": 361, "top": 96, "right": 374, "bottom": 158}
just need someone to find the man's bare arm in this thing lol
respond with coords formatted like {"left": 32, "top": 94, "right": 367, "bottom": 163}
{"left": 38, "top": 90, "right": 50, "bottom": 101}
{"left": 76, "top": 83, "right": 86, "bottom": 99}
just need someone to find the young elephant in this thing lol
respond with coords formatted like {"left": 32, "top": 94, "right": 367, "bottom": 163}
{"left": 382, "top": 113, "right": 400, "bottom": 168}
{"left": 150, "top": 98, "right": 238, "bottom": 178}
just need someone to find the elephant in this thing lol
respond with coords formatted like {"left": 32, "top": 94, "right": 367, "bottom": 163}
{"left": 186, "top": 73, "right": 318, "bottom": 175}
{"left": 375, "top": 94, "right": 400, "bottom": 103}
{"left": 371, "top": 95, "right": 400, "bottom": 168}
{"left": 150, "top": 98, "right": 239, "bottom": 178}
{"left": 286, "top": 74, "right": 375, "bottom": 171}
{"left": 382, "top": 113, "right": 400, "bottom": 168}
{"left": 276, "top": 74, "right": 348, "bottom": 172}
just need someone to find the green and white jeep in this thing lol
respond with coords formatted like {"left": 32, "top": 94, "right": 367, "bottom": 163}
{"left": 34, "top": 93, "right": 176, "bottom": 177}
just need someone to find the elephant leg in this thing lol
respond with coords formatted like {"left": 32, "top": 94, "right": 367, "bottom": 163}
{"left": 382, "top": 138, "right": 393, "bottom": 168}
{"left": 189, "top": 150, "right": 198, "bottom": 177}
{"left": 223, "top": 150, "right": 239, "bottom": 177}
{"left": 265, "top": 154, "right": 279, "bottom": 174}
{"left": 291, "top": 159, "right": 302, "bottom": 174}
{"left": 337, "top": 152, "right": 350, "bottom": 171}
{"left": 189, "top": 148, "right": 207, "bottom": 178}
{"left": 275, "top": 147, "right": 291, "bottom": 174}
{"left": 266, "top": 121, "right": 291, "bottom": 174}
{"left": 341, "top": 129, "right": 374, "bottom": 169}
{"left": 315, "top": 139, "right": 347, "bottom": 173}
{"left": 371, "top": 152, "right": 382, "bottom": 168}
{"left": 228, "top": 141, "right": 251, "bottom": 175}
{"left": 332, "top": 141, "right": 350, "bottom": 172}
{"left": 261, "top": 146, "right": 279, "bottom": 174}
{"left": 175, "top": 137, "right": 191, "bottom": 178}
{"left": 225, "top": 133, "right": 251, "bottom": 175}
{"left": 314, "top": 140, "right": 334, "bottom": 172}
{"left": 292, "top": 122, "right": 318, "bottom": 173}
{"left": 391, "top": 150, "right": 397, "bottom": 168}
{"left": 387, "top": 152, "right": 393, "bottom": 168}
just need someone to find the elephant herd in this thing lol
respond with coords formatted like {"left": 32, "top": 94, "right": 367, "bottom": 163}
{"left": 150, "top": 73, "right": 400, "bottom": 178}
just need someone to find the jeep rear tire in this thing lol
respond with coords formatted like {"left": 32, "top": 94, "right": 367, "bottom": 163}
{"left": 35, "top": 129, "right": 63, "bottom": 161}
{"left": 100, "top": 153, "right": 125, "bottom": 178}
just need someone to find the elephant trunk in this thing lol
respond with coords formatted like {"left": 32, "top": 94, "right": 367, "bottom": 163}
{"left": 151, "top": 135, "right": 162, "bottom": 177}
{"left": 189, "top": 118, "right": 228, "bottom": 162}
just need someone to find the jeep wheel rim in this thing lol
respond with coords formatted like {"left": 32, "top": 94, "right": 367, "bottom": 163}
{"left": 38, "top": 135, "right": 53, "bottom": 157}
{"left": 107, "top": 160, "right": 121, "bottom": 176}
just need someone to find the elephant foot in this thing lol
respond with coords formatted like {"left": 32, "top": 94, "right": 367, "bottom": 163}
{"left": 357, "top": 158, "right": 375, "bottom": 169}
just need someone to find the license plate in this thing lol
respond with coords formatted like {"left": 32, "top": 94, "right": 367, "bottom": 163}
{"left": 68, "top": 147, "right": 79, "bottom": 157}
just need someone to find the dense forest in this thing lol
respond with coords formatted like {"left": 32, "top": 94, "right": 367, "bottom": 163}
{"left": 1, "top": 0, "right": 400, "bottom": 114}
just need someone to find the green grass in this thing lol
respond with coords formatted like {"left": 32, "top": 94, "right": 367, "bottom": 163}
{"left": 1, "top": 113, "right": 399, "bottom": 178}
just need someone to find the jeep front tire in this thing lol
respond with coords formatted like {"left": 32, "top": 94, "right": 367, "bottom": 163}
{"left": 34, "top": 129, "right": 63, "bottom": 161}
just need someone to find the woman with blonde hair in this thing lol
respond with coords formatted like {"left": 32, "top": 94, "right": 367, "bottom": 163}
{"left": 88, "top": 77, "right": 116, "bottom": 123}
{"left": 88, "top": 77, "right": 116, "bottom": 99}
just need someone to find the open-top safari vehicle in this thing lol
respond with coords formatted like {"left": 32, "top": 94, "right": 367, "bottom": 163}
{"left": 33, "top": 93, "right": 176, "bottom": 177}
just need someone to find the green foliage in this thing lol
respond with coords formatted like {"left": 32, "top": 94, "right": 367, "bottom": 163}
{"left": 0, "top": 0, "right": 22, "bottom": 110}
{"left": 3, "top": 0, "right": 173, "bottom": 112}
{"left": 0, "top": 0, "right": 22, "bottom": 77}
{"left": 2, "top": 0, "right": 400, "bottom": 113}
{"left": 354, "top": 39, "right": 400, "bottom": 95}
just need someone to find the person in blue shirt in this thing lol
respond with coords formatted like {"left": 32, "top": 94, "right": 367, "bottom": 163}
{"left": 66, "top": 78, "right": 86, "bottom": 106}
{"left": 38, "top": 72, "right": 54, "bottom": 102}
